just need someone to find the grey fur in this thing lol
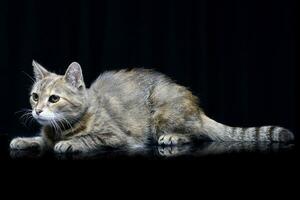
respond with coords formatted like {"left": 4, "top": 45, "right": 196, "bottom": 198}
{"left": 10, "top": 61, "right": 294, "bottom": 153}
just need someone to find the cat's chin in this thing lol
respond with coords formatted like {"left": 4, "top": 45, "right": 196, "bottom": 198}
{"left": 36, "top": 118, "right": 51, "bottom": 125}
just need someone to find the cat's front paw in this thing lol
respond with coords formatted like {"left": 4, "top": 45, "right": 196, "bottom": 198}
{"left": 54, "top": 141, "right": 84, "bottom": 153}
{"left": 10, "top": 137, "right": 41, "bottom": 150}
{"left": 54, "top": 141, "right": 74, "bottom": 153}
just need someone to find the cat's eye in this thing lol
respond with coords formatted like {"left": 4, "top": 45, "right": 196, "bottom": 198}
{"left": 49, "top": 95, "right": 60, "bottom": 103}
{"left": 32, "top": 93, "right": 39, "bottom": 102}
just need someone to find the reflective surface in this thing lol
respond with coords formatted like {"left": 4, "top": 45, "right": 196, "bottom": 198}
{"left": 0, "top": 133, "right": 296, "bottom": 160}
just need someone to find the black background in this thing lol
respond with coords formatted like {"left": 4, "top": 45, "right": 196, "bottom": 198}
{"left": 0, "top": 1, "right": 299, "bottom": 189}
{"left": 0, "top": 0, "right": 297, "bottom": 139}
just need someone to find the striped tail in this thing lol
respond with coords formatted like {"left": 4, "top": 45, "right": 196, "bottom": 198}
{"left": 201, "top": 115, "right": 294, "bottom": 142}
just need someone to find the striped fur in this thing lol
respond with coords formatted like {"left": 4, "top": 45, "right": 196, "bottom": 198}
{"left": 201, "top": 115, "right": 294, "bottom": 142}
{"left": 10, "top": 61, "right": 294, "bottom": 153}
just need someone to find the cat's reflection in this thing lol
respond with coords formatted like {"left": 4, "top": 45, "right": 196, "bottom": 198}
{"left": 156, "top": 142, "right": 294, "bottom": 157}
{"left": 10, "top": 149, "right": 45, "bottom": 159}
{"left": 10, "top": 142, "right": 294, "bottom": 160}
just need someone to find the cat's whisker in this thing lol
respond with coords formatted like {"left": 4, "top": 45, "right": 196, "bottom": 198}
{"left": 50, "top": 119, "right": 58, "bottom": 133}
{"left": 54, "top": 118, "right": 63, "bottom": 134}
{"left": 22, "top": 71, "right": 36, "bottom": 83}
{"left": 49, "top": 119, "right": 54, "bottom": 131}
{"left": 20, "top": 112, "right": 32, "bottom": 119}
{"left": 28, "top": 116, "right": 35, "bottom": 127}
{"left": 21, "top": 115, "right": 33, "bottom": 125}
{"left": 57, "top": 117, "right": 67, "bottom": 130}
{"left": 21, "top": 114, "right": 34, "bottom": 128}
{"left": 19, "top": 111, "right": 31, "bottom": 119}
{"left": 57, "top": 120, "right": 65, "bottom": 131}
{"left": 16, "top": 109, "right": 34, "bottom": 128}
{"left": 59, "top": 116, "right": 74, "bottom": 133}
{"left": 15, "top": 108, "right": 32, "bottom": 115}
{"left": 53, "top": 120, "right": 59, "bottom": 133}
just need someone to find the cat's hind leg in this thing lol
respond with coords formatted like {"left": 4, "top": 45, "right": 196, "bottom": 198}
{"left": 158, "top": 133, "right": 191, "bottom": 146}
{"left": 10, "top": 137, "right": 44, "bottom": 150}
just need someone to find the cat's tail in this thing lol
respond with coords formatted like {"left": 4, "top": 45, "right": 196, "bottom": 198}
{"left": 200, "top": 114, "right": 294, "bottom": 142}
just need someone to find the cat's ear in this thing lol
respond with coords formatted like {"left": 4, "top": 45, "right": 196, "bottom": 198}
{"left": 64, "top": 62, "right": 85, "bottom": 89}
{"left": 32, "top": 60, "right": 50, "bottom": 81}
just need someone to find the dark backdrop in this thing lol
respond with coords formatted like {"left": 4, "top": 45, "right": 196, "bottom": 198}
{"left": 0, "top": 0, "right": 297, "bottom": 137}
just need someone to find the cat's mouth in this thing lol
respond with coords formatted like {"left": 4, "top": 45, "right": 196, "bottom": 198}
{"left": 32, "top": 110, "right": 57, "bottom": 125}
{"left": 33, "top": 115, "right": 53, "bottom": 125}
{"left": 32, "top": 114, "right": 49, "bottom": 121}
{"left": 36, "top": 118, "right": 48, "bottom": 122}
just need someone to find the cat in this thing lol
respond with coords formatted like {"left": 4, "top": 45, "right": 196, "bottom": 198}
{"left": 10, "top": 60, "right": 294, "bottom": 153}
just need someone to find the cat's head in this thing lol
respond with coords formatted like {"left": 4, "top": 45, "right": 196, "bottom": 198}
{"left": 30, "top": 60, "right": 88, "bottom": 126}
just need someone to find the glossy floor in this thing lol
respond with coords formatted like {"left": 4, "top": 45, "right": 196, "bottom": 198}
{"left": 0, "top": 133, "right": 296, "bottom": 160}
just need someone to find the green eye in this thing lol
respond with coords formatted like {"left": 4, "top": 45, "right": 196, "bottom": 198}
{"left": 32, "top": 93, "right": 39, "bottom": 101}
{"left": 49, "top": 95, "right": 60, "bottom": 103}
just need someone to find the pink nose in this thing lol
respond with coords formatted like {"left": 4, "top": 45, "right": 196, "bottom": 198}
{"left": 35, "top": 109, "right": 43, "bottom": 115}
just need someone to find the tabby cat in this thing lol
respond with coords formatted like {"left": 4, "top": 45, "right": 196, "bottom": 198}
{"left": 10, "top": 60, "right": 294, "bottom": 153}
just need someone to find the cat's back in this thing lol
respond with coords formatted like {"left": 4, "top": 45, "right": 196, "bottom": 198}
{"left": 89, "top": 68, "right": 169, "bottom": 97}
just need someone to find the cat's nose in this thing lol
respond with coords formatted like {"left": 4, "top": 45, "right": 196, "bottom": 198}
{"left": 35, "top": 109, "right": 43, "bottom": 115}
